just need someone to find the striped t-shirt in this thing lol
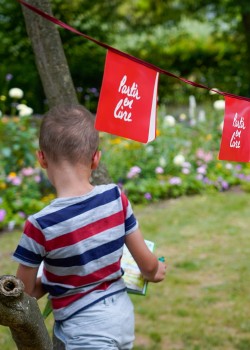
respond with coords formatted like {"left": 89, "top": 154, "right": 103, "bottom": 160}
{"left": 13, "top": 184, "right": 138, "bottom": 321}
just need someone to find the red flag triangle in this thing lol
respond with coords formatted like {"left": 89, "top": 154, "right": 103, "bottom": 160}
{"left": 95, "top": 50, "right": 159, "bottom": 143}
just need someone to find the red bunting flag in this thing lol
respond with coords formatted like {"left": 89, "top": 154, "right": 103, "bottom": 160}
{"left": 219, "top": 96, "right": 250, "bottom": 162}
{"left": 95, "top": 50, "right": 159, "bottom": 143}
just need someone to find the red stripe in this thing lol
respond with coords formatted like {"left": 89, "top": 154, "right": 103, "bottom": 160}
{"left": 46, "top": 211, "right": 124, "bottom": 251}
{"left": 51, "top": 280, "right": 113, "bottom": 309}
{"left": 45, "top": 261, "right": 121, "bottom": 286}
{"left": 121, "top": 192, "right": 128, "bottom": 219}
{"left": 24, "top": 220, "right": 45, "bottom": 246}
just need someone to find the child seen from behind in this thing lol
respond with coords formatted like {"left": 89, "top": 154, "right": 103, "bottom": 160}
{"left": 13, "top": 104, "right": 166, "bottom": 350}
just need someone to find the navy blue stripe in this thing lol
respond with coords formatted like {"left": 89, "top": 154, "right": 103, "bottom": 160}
{"left": 125, "top": 213, "right": 137, "bottom": 231}
{"left": 45, "top": 235, "right": 125, "bottom": 267}
{"left": 43, "top": 284, "right": 68, "bottom": 296}
{"left": 13, "top": 246, "right": 43, "bottom": 265}
{"left": 37, "top": 187, "right": 120, "bottom": 229}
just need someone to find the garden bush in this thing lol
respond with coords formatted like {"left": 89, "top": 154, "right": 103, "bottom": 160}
{"left": 101, "top": 96, "right": 250, "bottom": 203}
{"left": 1, "top": 81, "right": 250, "bottom": 230}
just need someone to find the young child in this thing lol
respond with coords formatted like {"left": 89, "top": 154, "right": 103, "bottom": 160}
{"left": 13, "top": 104, "right": 166, "bottom": 350}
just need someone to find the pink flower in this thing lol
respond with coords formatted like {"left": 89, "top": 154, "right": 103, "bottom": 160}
{"left": 197, "top": 165, "right": 207, "bottom": 175}
{"left": 0, "top": 209, "right": 6, "bottom": 222}
{"left": 34, "top": 175, "right": 41, "bottom": 183}
{"left": 169, "top": 177, "right": 182, "bottom": 185}
{"left": 127, "top": 166, "right": 141, "bottom": 179}
{"left": 182, "top": 168, "right": 190, "bottom": 174}
{"left": 155, "top": 167, "right": 164, "bottom": 174}
{"left": 144, "top": 192, "right": 152, "bottom": 200}
{"left": 18, "top": 211, "right": 26, "bottom": 219}
{"left": 196, "top": 148, "right": 213, "bottom": 162}
{"left": 22, "top": 167, "right": 35, "bottom": 176}
{"left": 12, "top": 177, "right": 22, "bottom": 186}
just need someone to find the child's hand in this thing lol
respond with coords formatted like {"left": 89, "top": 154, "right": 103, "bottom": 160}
{"left": 152, "top": 260, "right": 167, "bottom": 283}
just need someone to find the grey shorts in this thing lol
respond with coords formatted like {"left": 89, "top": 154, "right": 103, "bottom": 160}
{"left": 54, "top": 291, "right": 135, "bottom": 350}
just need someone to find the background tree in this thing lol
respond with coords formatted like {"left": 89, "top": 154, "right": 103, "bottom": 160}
{"left": 20, "top": 0, "right": 78, "bottom": 108}
{"left": 1, "top": 0, "right": 250, "bottom": 112}
{"left": 19, "top": 0, "right": 111, "bottom": 185}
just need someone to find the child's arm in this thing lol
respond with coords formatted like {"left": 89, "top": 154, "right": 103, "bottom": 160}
{"left": 16, "top": 264, "right": 47, "bottom": 299}
{"left": 125, "top": 228, "right": 166, "bottom": 282}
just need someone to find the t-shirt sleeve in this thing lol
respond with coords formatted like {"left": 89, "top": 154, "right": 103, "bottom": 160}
{"left": 12, "top": 216, "right": 46, "bottom": 267}
{"left": 120, "top": 191, "right": 139, "bottom": 235}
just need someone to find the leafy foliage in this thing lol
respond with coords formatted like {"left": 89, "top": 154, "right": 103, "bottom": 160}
{"left": 1, "top": 0, "right": 250, "bottom": 113}
{"left": 101, "top": 97, "right": 250, "bottom": 203}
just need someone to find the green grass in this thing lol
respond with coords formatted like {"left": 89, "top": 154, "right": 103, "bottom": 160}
{"left": 1, "top": 191, "right": 250, "bottom": 349}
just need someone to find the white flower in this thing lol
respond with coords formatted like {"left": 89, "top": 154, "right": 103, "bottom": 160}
{"left": 173, "top": 154, "right": 185, "bottom": 166}
{"left": 164, "top": 115, "right": 176, "bottom": 127}
{"left": 8, "top": 220, "right": 16, "bottom": 231}
{"left": 225, "top": 163, "right": 233, "bottom": 170}
{"left": 19, "top": 106, "right": 33, "bottom": 117}
{"left": 9, "top": 87, "right": 24, "bottom": 99}
{"left": 145, "top": 145, "right": 154, "bottom": 154}
{"left": 213, "top": 100, "right": 225, "bottom": 110}
{"left": 16, "top": 104, "right": 28, "bottom": 111}
{"left": 159, "top": 157, "right": 167, "bottom": 167}
{"left": 209, "top": 88, "right": 220, "bottom": 95}
{"left": 179, "top": 113, "right": 186, "bottom": 121}
{"left": 198, "top": 110, "right": 206, "bottom": 122}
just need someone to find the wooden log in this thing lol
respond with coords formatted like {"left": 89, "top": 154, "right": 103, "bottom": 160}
{"left": 0, "top": 275, "right": 53, "bottom": 350}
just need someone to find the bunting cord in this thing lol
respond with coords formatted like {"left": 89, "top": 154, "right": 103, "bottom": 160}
{"left": 17, "top": 0, "right": 250, "bottom": 103}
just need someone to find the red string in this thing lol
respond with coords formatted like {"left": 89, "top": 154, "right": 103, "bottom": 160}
{"left": 17, "top": 0, "right": 250, "bottom": 103}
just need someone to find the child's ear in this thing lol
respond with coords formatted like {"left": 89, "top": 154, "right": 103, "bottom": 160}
{"left": 91, "top": 150, "right": 101, "bottom": 170}
{"left": 36, "top": 150, "right": 48, "bottom": 169}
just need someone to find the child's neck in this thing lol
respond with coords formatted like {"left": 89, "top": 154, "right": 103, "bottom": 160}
{"left": 49, "top": 161, "right": 94, "bottom": 198}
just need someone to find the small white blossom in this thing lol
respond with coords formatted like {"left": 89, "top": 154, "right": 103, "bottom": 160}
{"left": 145, "top": 145, "right": 154, "bottom": 154}
{"left": 225, "top": 163, "right": 233, "bottom": 170}
{"left": 198, "top": 110, "right": 206, "bottom": 122}
{"left": 8, "top": 220, "right": 16, "bottom": 231}
{"left": 173, "top": 154, "right": 185, "bottom": 166}
{"left": 209, "top": 88, "right": 220, "bottom": 95}
{"left": 16, "top": 104, "right": 28, "bottom": 111}
{"left": 213, "top": 100, "right": 225, "bottom": 110}
{"left": 9, "top": 87, "right": 24, "bottom": 99}
{"left": 179, "top": 113, "right": 187, "bottom": 121}
{"left": 164, "top": 115, "right": 176, "bottom": 127}
{"left": 159, "top": 157, "right": 167, "bottom": 167}
{"left": 19, "top": 106, "right": 33, "bottom": 117}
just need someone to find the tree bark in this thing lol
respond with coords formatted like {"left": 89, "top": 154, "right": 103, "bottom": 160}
{"left": 0, "top": 275, "right": 53, "bottom": 350}
{"left": 19, "top": 0, "right": 111, "bottom": 185}
{"left": 20, "top": 0, "right": 78, "bottom": 108}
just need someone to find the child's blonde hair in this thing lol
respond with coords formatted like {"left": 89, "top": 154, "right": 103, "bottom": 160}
{"left": 39, "top": 104, "right": 99, "bottom": 165}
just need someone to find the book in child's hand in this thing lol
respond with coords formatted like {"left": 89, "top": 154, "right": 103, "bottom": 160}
{"left": 121, "top": 239, "right": 154, "bottom": 295}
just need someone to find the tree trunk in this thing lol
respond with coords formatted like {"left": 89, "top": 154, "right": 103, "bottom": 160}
{"left": 20, "top": 0, "right": 78, "bottom": 108}
{"left": 19, "top": 0, "right": 111, "bottom": 185}
{"left": 0, "top": 275, "right": 53, "bottom": 350}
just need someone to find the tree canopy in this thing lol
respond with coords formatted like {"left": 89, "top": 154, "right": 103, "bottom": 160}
{"left": 0, "top": 0, "right": 249, "bottom": 113}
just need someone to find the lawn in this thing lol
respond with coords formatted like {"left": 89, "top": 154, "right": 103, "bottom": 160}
{"left": 1, "top": 191, "right": 250, "bottom": 350}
